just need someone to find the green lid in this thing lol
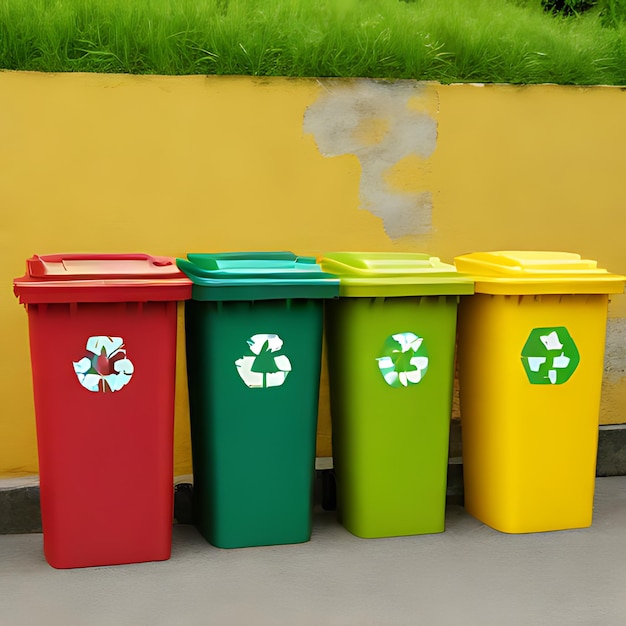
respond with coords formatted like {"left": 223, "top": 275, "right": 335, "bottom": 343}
{"left": 318, "top": 252, "right": 474, "bottom": 297}
{"left": 177, "top": 252, "right": 340, "bottom": 301}
{"left": 454, "top": 251, "right": 626, "bottom": 295}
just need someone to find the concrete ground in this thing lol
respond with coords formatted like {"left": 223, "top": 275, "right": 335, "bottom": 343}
{"left": 1, "top": 476, "right": 625, "bottom": 626}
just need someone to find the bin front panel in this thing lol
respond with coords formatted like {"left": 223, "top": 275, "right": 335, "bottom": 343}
{"left": 457, "top": 293, "right": 608, "bottom": 533}
{"left": 26, "top": 300, "right": 177, "bottom": 568}
{"left": 185, "top": 298, "right": 323, "bottom": 548}
{"left": 325, "top": 295, "right": 459, "bottom": 538}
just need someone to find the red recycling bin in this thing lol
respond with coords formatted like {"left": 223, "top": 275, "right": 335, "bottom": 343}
{"left": 13, "top": 254, "right": 191, "bottom": 568}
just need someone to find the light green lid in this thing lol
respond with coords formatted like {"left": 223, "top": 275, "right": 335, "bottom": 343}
{"left": 318, "top": 252, "right": 474, "bottom": 297}
{"left": 177, "top": 252, "right": 340, "bottom": 301}
{"left": 454, "top": 251, "right": 626, "bottom": 295}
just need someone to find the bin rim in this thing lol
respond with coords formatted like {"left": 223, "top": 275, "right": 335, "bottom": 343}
{"left": 318, "top": 251, "right": 474, "bottom": 297}
{"left": 13, "top": 253, "right": 192, "bottom": 304}
{"left": 454, "top": 251, "right": 626, "bottom": 295}
{"left": 177, "top": 252, "right": 340, "bottom": 301}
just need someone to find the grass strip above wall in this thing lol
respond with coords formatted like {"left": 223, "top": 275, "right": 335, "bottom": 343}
{"left": 0, "top": 0, "right": 625, "bottom": 84}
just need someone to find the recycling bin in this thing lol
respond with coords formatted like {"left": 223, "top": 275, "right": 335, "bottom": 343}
{"left": 318, "top": 252, "right": 474, "bottom": 538}
{"left": 454, "top": 251, "right": 626, "bottom": 533}
{"left": 177, "top": 252, "right": 339, "bottom": 548}
{"left": 13, "top": 254, "right": 192, "bottom": 568}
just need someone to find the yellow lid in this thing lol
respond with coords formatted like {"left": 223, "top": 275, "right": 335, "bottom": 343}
{"left": 454, "top": 251, "right": 626, "bottom": 295}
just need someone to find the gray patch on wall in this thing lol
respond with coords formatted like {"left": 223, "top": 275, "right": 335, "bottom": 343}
{"left": 605, "top": 317, "right": 626, "bottom": 382}
{"left": 304, "top": 80, "right": 437, "bottom": 239}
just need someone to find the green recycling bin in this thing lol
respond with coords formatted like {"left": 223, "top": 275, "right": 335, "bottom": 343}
{"left": 319, "top": 252, "right": 474, "bottom": 538}
{"left": 177, "top": 252, "right": 339, "bottom": 548}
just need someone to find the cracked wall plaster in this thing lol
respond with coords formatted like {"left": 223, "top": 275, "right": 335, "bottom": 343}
{"left": 304, "top": 80, "right": 437, "bottom": 239}
{"left": 605, "top": 317, "right": 626, "bottom": 383}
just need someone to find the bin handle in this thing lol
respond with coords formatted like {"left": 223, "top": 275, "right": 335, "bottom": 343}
{"left": 28, "top": 254, "right": 174, "bottom": 277}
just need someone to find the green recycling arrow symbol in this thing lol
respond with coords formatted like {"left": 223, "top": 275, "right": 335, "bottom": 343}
{"left": 521, "top": 326, "right": 580, "bottom": 385}
{"left": 376, "top": 332, "right": 429, "bottom": 388}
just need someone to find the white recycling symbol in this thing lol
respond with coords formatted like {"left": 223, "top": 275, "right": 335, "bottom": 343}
{"left": 376, "top": 332, "right": 429, "bottom": 388}
{"left": 73, "top": 336, "right": 134, "bottom": 393}
{"left": 235, "top": 334, "right": 292, "bottom": 389}
{"left": 528, "top": 331, "right": 571, "bottom": 384}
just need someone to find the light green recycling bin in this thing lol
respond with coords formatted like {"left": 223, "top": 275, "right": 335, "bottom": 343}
{"left": 319, "top": 252, "right": 474, "bottom": 538}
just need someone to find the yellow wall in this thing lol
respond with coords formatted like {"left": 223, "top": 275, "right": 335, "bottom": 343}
{"left": 1, "top": 72, "right": 624, "bottom": 478}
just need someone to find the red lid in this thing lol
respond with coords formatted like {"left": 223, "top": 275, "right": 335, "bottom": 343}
{"left": 14, "top": 254, "right": 192, "bottom": 304}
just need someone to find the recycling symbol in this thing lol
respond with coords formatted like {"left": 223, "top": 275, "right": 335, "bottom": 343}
{"left": 73, "top": 336, "right": 134, "bottom": 393}
{"left": 521, "top": 327, "right": 580, "bottom": 385}
{"left": 376, "top": 332, "right": 429, "bottom": 388}
{"left": 235, "top": 334, "right": 292, "bottom": 388}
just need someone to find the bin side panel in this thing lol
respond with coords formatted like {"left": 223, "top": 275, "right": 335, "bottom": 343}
{"left": 458, "top": 293, "right": 608, "bottom": 533}
{"left": 325, "top": 295, "right": 458, "bottom": 538}
{"left": 186, "top": 299, "right": 323, "bottom": 548}
{"left": 27, "top": 301, "right": 177, "bottom": 568}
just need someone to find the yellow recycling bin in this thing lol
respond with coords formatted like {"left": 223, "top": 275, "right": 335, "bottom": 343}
{"left": 454, "top": 251, "right": 625, "bottom": 533}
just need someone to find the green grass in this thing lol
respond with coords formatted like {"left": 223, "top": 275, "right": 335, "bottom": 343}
{"left": 0, "top": 0, "right": 624, "bottom": 84}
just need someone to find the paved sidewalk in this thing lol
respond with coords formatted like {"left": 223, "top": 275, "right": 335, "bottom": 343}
{"left": 1, "top": 476, "right": 625, "bottom": 626}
